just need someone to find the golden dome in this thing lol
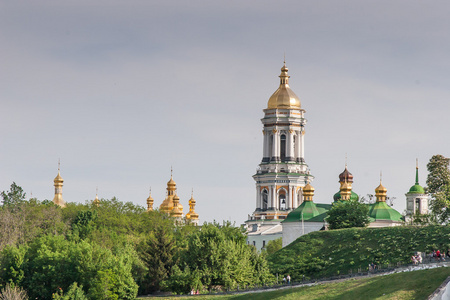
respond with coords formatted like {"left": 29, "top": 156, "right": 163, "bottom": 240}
{"left": 186, "top": 193, "right": 199, "bottom": 221}
{"left": 267, "top": 63, "right": 301, "bottom": 109}
{"left": 54, "top": 171, "right": 64, "bottom": 184}
{"left": 146, "top": 190, "right": 154, "bottom": 211}
{"left": 375, "top": 182, "right": 387, "bottom": 202}
{"left": 170, "top": 194, "right": 183, "bottom": 218}
{"left": 303, "top": 183, "right": 315, "bottom": 201}
{"left": 375, "top": 183, "right": 387, "bottom": 193}
{"left": 93, "top": 194, "right": 100, "bottom": 207}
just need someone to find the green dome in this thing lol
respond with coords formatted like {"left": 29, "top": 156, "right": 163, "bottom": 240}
{"left": 333, "top": 191, "right": 359, "bottom": 202}
{"left": 408, "top": 184, "right": 425, "bottom": 194}
{"left": 283, "top": 202, "right": 331, "bottom": 223}
{"left": 368, "top": 201, "right": 403, "bottom": 222}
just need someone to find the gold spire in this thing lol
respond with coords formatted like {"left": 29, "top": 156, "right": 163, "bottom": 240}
{"left": 375, "top": 172, "right": 387, "bottom": 202}
{"left": 267, "top": 62, "right": 301, "bottom": 109}
{"left": 52, "top": 160, "right": 66, "bottom": 208}
{"left": 93, "top": 186, "right": 100, "bottom": 207}
{"left": 186, "top": 188, "right": 199, "bottom": 224}
{"left": 146, "top": 187, "right": 154, "bottom": 211}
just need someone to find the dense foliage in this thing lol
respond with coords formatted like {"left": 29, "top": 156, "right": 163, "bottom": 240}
{"left": 0, "top": 183, "right": 273, "bottom": 299}
{"left": 268, "top": 226, "right": 450, "bottom": 280}
{"left": 427, "top": 154, "right": 450, "bottom": 224}
{"left": 326, "top": 200, "right": 370, "bottom": 230}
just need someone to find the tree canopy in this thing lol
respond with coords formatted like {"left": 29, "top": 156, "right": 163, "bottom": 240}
{"left": 326, "top": 200, "right": 370, "bottom": 230}
{"left": 426, "top": 154, "right": 450, "bottom": 224}
{"left": 0, "top": 183, "right": 273, "bottom": 298}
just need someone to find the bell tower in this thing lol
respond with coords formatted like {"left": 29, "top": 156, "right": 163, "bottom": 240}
{"left": 251, "top": 62, "right": 313, "bottom": 221}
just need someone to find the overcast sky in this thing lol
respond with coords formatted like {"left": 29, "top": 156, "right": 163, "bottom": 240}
{"left": 1, "top": 1, "right": 449, "bottom": 224}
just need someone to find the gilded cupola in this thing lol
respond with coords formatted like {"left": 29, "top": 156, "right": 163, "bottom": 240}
{"left": 52, "top": 161, "right": 66, "bottom": 208}
{"left": 375, "top": 182, "right": 387, "bottom": 202}
{"left": 93, "top": 187, "right": 100, "bottom": 207}
{"left": 160, "top": 169, "right": 183, "bottom": 214}
{"left": 146, "top": 188, "right": 154, "bottom": 211}
{"left": 186, "top": 189, "right": 199, "bottom": 224}
{"left": 170, "top": 194, "right": 183, "bottom": 219}
{"left": 303, "top": 183, "right": 315, "bottom": 201}
{"left": 267, "top": 62, "right": 301, "bottom": 109}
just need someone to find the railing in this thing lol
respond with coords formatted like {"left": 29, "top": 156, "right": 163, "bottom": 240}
{"left": 180, "top": 258, "right": 450, "bottom": 297}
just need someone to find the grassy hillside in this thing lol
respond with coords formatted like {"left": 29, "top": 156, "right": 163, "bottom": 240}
{"left": 268, "top": 225, "right": 450, "bottom": 280}
{"left": 141, "top": 266, "right": 450, "bottom": 299}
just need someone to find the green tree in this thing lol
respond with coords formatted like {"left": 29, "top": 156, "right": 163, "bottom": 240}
{"left": 182, "top": 222, "right": 273, "bottom": 291}
{"left": 426, "top": 155, "right": 450, "bottom": 224}
{"left": 139, "top": 224, "right": 176, "bottom": 293}
{"left": 263, "top": 238, "right": 282, "bottom": 255}
{"left": 326, "top": 200, "right": 370, "bottom": 230}
{"left": 71, "top": 210, "right": 97, "bottom": 240}
{"left": 1, "top": 182, "right": 26, "bottom": 208}
{"left": 426, "top": 154, "right": 450, "bottom": 194}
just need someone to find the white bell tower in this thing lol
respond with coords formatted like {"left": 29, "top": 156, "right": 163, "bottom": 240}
{"left": 251, "top": 62, "right": 313, "bottom": 221}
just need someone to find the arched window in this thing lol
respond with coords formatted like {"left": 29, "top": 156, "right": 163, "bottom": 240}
{"left": 415, "top": 198, "right": 421, "bottom": 213}
{"left": 280, "top": 134, "right": 286, "bottom": 161}
{"left": 262, "top": 189, "right": 268, "bottom": 210}
{"left": 279, "top": 190, "right": 286, "bottom": 210}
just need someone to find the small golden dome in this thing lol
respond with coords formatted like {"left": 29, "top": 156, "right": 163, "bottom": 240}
{"left": 167, "top": 177, "right": 176, "bottom": 187}
{"left": 375, "top": 183, "right": 387, "bottom": 193}
{"left": 303, "top": 183, "right": 315, "bottom": 201}
{"left": 303, "top": 183, "right": 315, "bottom": 193}
{"left": 267, "top": 63, "right": 301, "bottom": 109}
{"left": 54, "top": 171, "right": 64, "bottom": 184}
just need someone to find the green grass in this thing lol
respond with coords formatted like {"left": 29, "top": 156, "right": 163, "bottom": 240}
{"left": 268, "top": 225, "right": 450, "bottom": 279}
{"left": 140, "top": 266, "right": 450, "bottom": 299}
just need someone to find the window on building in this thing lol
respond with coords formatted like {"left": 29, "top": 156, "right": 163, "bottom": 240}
{"left": 415, "top": 198, "right": 421, "bottom": 213}
{"left": 262, "top": 240, "right": 266, "bottom": 248}
{"left": 280, "top": 134, "right": 286, "bottom": 161}
{"left": 253, "top": 241, "right": 256, "bottom": 246}
{"left": 279, "top": 191, "right": 286, "bottom": 210}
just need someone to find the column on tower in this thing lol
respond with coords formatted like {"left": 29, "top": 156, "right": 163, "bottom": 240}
{"left": 271, "top": 131, "right": 279, "bottom": 162}
{"left": 262, "top": 131, "right": 270, "bottom": 163}
{"left": 255, "top": 186, "right": 260, "bottom": 210}
{"left": 300, "top": 130, "right": 305, "bottom": 162}
{"left": 286, "top": 130, "right": 294, "bottom": 162}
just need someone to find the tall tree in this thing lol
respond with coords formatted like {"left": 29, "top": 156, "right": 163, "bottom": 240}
{"left": 426, "top": 154, "right": 450, "bottom": 194}
{"left": 427, "top": 154, "right": 450, "bottom": 224}
{"left": 139, "top": 224, "right": 176, "bottom": 293}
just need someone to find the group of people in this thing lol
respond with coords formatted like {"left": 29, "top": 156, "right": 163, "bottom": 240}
{"left": 411, "top": 252, "right": 423, "bottom": 265}
{"left": 282, "top": 274, "right": 291, "bottom": 285}
{"left": 429, "top": 249, "right": 450, "bottom": 261}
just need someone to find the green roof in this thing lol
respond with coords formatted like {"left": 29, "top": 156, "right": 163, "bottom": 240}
{"left": 333, "top": 190, "right": 359, "bottom": 202}
{"left": 368, "top": 201, "right": 403, "bottom": 222}
{"left": 408, "top": 184, "right": 425, "bottom": 194}
{"left": 283, "top": 202, "right": 331, "bottom": 223}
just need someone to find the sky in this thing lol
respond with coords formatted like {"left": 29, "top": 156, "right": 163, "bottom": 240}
{"left": 1, "top": 1, "right": 450, "bottom": 224}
